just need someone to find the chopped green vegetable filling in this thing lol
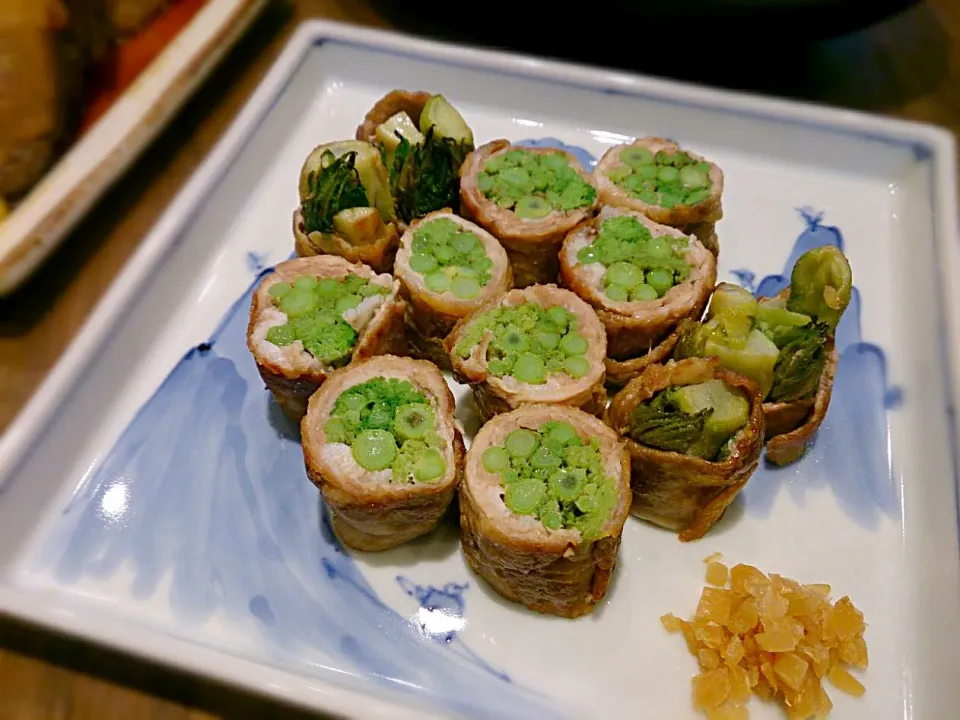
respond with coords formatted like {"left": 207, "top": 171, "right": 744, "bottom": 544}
{"left": 410, "top": 217, "right": 492, "bottom": 299}
{"left": 577, "top": 215, "right": 691, "bottom": 301}
{"left": 265, "top": 274, "right": 388, "bottom": 366}
{"left": 628, "top": 379, "right": 749, "bottom": 461}
{"left": 301, "top": 151, "right": 370, "bottom": 234}
{"left": 608, "top": 145, "right": 712, "bottom": 209}
{"left": 481, "top": 421, "right": 617, "bottom": 540}
{"left": 453, "top": 302, "right": 591, "bottom": 383}
{"left": 674, "top": 246, "right": 851, "bottom": 402}
{"left": 324, "top": 376, "right": 447, "bottom": 483}
{"left": 390, "top": 128, "right": 473, "bottom": 224}
{"left": 476, "top": 149, "right": 595, "bottom": 218}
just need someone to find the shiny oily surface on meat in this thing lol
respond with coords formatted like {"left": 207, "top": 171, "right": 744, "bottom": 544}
{"left": 409, "top": 217, "right": 493, "bottom": 300}
{"left": 477, "top": 148, "right": 596, "bottom": 218}
{"left": 578, "top": 214, "right": 692, "bottom": 302}
{"left": 265, "top": 273, "right": 389, "bottom": 366}
{"left": 480, "top": 420, "right": 618, "bottom": 539}
{"left": 676, "top": 247, "right": 852, "bottom": 402}
{"left": 607, "top": 145, "right": 713, "bottom": 209}
{"left": 324, "top": 376, "right": 447, "bottom": 482}
{"left": 628, "top": 379, "right": 751, "bottom": 461}
{"left": 453, "top": 301, "right": 591, "bottom": 383}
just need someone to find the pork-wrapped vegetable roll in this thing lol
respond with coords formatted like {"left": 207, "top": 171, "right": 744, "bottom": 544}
{"left": 302, "top": 355, "right": 464, "bottom": 551}
{"left": 675, "top": 246, "right": 853, "bottom": 465}
{"left": 445, "top": 284, "right": 607, "bottom": 420}
{"left": 560, "top": 206, "right": 716, "bottom": 385}
{"left": 247, "top": 256, "right": 406, "bottom": 422}
{"left": 293, "top": 140, "right": 400, "bottom": 273}
{"left": 356, "top": 89, "right": 475, "bottom": 227}
{"left": 460, "top": 404, "right": 631, "bottom": 617}
{"left": 460, "top": 140, "right": 598, "bottom": 288}
{"left": 394, "top": 209, "right": 512, "bottom": 369}
{"left": 593, "top": 138, "right": 723, "bottom": 256}
{"left": 606, "top": 357, "right": 764, "bottom": 541}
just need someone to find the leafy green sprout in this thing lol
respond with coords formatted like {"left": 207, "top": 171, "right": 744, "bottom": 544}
{"left": 453, "top": 302, "right": 592, "bottom": 384}
{"left": 607, "top": 145, "right": 712, "bottom": 210}
{"left": 576, "top": 215, "right": 692, "bottom": 302}
{"left": 476, "top": 149, "right": 596, "bottom": 219}
{"left": 300, "top": 151, "right": 370, "bottom": 235}
{"left": 480, "top": 420, "right": 618, "bottom": 540}
{"left": 324, "top": 377, "right": 448, "bottom": 483}
{"left": 265, "top": 274, "right": 388, "bottom": 366}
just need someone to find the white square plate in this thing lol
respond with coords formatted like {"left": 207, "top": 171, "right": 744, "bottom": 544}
{"left": 1, "top": 20, "right": 959, "bottom": 720}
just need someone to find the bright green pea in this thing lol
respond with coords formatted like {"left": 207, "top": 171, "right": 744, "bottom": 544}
{"left": 335, "top": 294, "right": 363, "bottom": 314}
{"left": 512, "top": 352, "right": 546, "bottom": 384}
{"left": 563, "top": 356, "right": 591, "bottom": 379}
{"left": 482, "top": 446, "right": 510, "bottom": 473}
{"left": 559, "top": 332, "right": 588, "bottom": 356}
{"left": 605, "top": 284, "right": 630, "bottom": 302}
{"left": 266, "top": 324, "right": 295, "bottom": 346}
{"left": 452, "top": 232, "right": 478, "bottom": 254}
{"left": 425, "top": 271, "right": 451, "bottom": 293}
{"left": 505, "top": 480, "right": 545, "bottom": 515}
{"left": 546, "top": 306, "right": 570, "bottom": 327}
{"left": 505, "top": 429, "right": 538, "bottom": 458}
{"left": 315, "top": 278, "right": 341, "bottom": 299}
{"left": 410, "top": 253, "right": 438, "bottom": 273}
{"left": 268, "top": 282, "right": 293, "bottom": 299}
{"left": 545, "top": 421, "right": 579, "bottom": 447}
{"left": 631, "top": 283, "right": 659, "bottom": 302}
{"left": 351, "top": 429, "right": 397, "bottom": 471}
{"left": 605, "top": 261, "right": 643, "bottom": 288}
{"left": 414, "top": 448, "right": 446, "bottom": 482}
{"left": 451, "top": 276, "right": 481, "bottom": 300}
{"left": 646, "top": 269, "right": 675, "bottom": 296}
{"left": 530, "top": 446, "right": 561, "bottom": 470}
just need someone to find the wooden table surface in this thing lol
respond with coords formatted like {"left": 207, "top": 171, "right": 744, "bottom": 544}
{"left": 0, "top": 0, "right": 957, "bottom": 717}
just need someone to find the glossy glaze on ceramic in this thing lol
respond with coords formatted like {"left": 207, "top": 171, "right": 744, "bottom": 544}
{"left": 0, "top": 20, "right": 958, "bottom": 720}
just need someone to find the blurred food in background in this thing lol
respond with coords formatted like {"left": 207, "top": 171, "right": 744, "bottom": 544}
{"left": 0, "top": 0, "right": 205, "bottom": 218}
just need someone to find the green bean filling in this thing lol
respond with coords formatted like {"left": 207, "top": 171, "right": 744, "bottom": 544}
{"left": 628, "top": 380, "right": 749, "bottom": 461}
{"left": 453, "top": 302, "right": 591, "bottom": 384}
{"left": 324, "top": 377, "right": 447, "bottom": 483}
{"left": 576, "top": 215, "right": 691, "bottom": 301}
{"left": 481, "top": 421, "right": 617, "bottom": 539}
{"left": 674, "top": 247, "right": 852, "bottom": 402}
{"left": 410, "top": 218, "right": 493, "bottom": 300}
{"left": 265, "top": 274, "right": 389, "bottom": 366}
{"left": 606, "top": 146, "right": 712, "bottom": 209}
{"left": 476, "top": 149, "right": 596, "bottom": 218}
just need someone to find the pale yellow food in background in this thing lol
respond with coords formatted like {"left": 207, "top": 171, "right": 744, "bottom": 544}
{"left": 662, "top": 560, "right": 868, "bottom": 719}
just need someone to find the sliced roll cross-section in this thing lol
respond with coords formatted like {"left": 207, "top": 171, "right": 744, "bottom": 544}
{"left": 460, "top": 140, "right": 598, "bottom": 288}
{"left": 445, "top": 284, "right": 607, "bottom": 421}
{"left": 606, "top": 357, "right": 764, "bottom": 542}
{"left": 561, "top": 206, "right": 716, "bottom": 386}
{"left": 460, "top": 404, "right": 631, "bottom": 618}
{"left": 674, "top": 246, "right": 852, "bottom": 465}
{"left": 302, "top": 355, "right": 464, "bottom": 551}
{"left": 593, "top": 137, "right": 723, "bottom": 256}
{"left": 394, "top": 209, "right": 512, "bottom": 369}
{"left": 293, "top": 140, "right": 400, "bottom": 273}
{"left": 246, "top": 256, "right": 406, "bottom": 422}
{"left": 356, "top": 89, "right": 475, "bottom": 227}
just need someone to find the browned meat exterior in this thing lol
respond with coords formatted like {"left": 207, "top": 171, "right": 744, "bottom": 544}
{"left": 560, "top": 206, "right": 715, "bottom": 365}
{"left": 293, "top": 208, "right": 400, "bottom": 275}
{"left": 460, "top": 139, "right": 598, "bottom": 287}
{"left": 606, "top": 357, "right": 764, "bottom": 542}
{"left": 460, "top": 405, "right": 631, "bottom": 617}
{"left": 302, "top": 355, "right": 463, "bottom": 551}
{"left": 108, "top": 0, "right": 167, "bottom": 35}
{"left": 0, "top": 0, "right": 109, "bottom": 199}
{"left": 394, "top": 209, "right": 512, "bottom": 370}
{"left": 605, "top": 323, "right": 684, "bottom": 387}
{"left": 355, "top": 89, "right": 432, "bottom": 143}
{"left": 765, "top": 342, "right": 838, "bottom": 466}
{"left": 246, "top": 255, "right": 406, "bottom": 423}
{"left": 445, "top": 284, "right": 607, "bottom": 421}
{"left": 593, "top": 138, "right": 723, "bottom": 257}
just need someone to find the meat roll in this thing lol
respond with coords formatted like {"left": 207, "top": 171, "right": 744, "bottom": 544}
{"left": 460, "top": 140, "right": 598, "bottom": 288}
{"left": 445, "top": 284, "right": 607, "bottom": 421}
{"left": 675, "top": 246, "right": 852, "bottom": 465}
{"left": 606, "top": 358, "right": 764, "bottom": 542}
{"left": 302, "top": 355, "right": 464, "bottom": 551}
{"left": 393, "top": 209, "right": 512, "bottom": 369}
{"left": 246, "top": 256, "right": 406, "bottom": 422}
{"left": 460, "top": 404, "right": 631, "bottom": 618}
{"left": 560, "top": 205, "right": 716, "bottom": 385}
{"left": 292, "top": 140, "right": 400, "bottom": 273}
{"left": 593, "top": 137, "right": 723, "bottom": 256}
{"left": 356, "top": 89, "right": 475, "bottom": 227}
